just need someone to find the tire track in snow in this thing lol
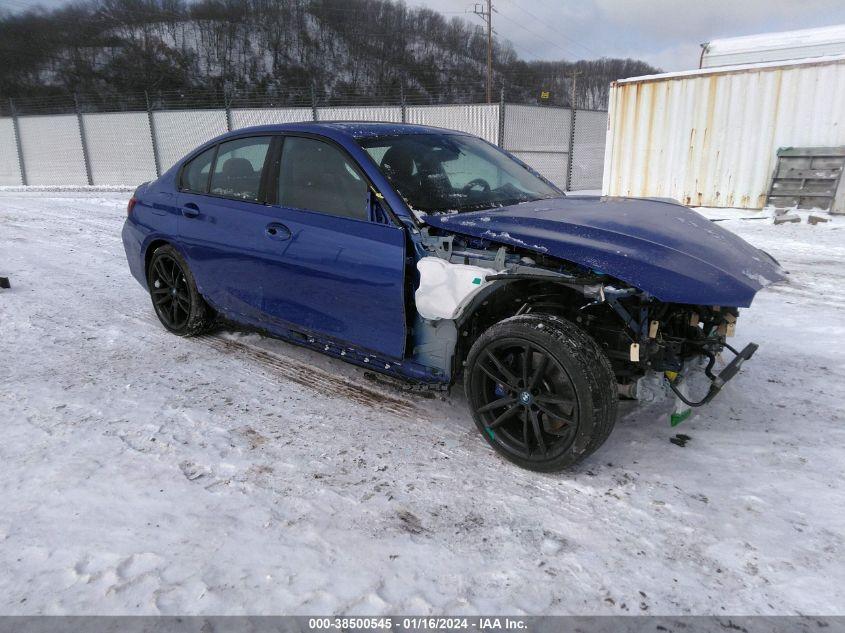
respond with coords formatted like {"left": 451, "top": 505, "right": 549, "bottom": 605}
{"left": 196, "top": 334, "right": 418, "bottom": 417}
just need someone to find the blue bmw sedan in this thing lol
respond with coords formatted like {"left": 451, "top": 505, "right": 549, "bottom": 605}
{"left": 123, "top": 122, "right": 782, "bottom": 470}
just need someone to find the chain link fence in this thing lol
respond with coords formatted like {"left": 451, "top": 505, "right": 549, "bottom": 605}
{"left": 0, "top": 91, "right": 607, "bottom": 190}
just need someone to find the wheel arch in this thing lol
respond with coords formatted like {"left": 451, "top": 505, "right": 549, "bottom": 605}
{"left": 452, "top": 279, "right": 588, "bottom": 379}
{"left": 143, "top": 238, "right": 172, "bottom": 279}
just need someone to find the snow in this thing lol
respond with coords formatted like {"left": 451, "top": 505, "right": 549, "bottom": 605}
{"left": 617, "top": 52, "right": 845, "bottom": 84}
{"left": 1, "top": 193, "right": 845, "bottom": 615}
{"left": 705, "top": 24, "right": 845, "bottom": 57}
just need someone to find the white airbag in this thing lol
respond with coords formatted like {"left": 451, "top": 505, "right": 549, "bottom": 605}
{"left": 415, "top": 257, "right": 500, "bottom": 321}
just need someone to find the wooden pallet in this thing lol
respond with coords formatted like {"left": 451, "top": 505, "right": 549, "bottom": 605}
{"left": 767, "top": 146, "right": 845, "bottom": 212}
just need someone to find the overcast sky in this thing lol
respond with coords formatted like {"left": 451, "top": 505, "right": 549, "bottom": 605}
{"left": 417, "top": 0, "right": 845, "bottom": 70}
{"left": 3, "top": 0, "right": 845, "bottom": 70}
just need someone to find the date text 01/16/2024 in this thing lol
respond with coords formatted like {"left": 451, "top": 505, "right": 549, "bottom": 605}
{"left": 307, "top": 617, "right": 529, "bottom": 630}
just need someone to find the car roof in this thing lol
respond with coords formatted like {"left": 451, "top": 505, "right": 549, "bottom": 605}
{"left": 226, "top": 121, "right": 472, "bottom": 140}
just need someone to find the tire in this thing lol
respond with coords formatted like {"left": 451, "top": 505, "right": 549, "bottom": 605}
{"left": 464, "top": 313, "right": 617, "bottom": 471}
{"left": 147, "top": 245, "right": 212, "bottom": 337}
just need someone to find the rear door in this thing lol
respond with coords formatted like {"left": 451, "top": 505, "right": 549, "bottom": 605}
{"left": 176, "top": 135, "right": 274, "bottom": 321}
{"left": 254, "top": 135, "right": 408, "bottom": 359}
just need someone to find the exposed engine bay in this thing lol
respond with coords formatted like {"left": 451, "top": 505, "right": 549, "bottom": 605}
{"left": 412, "top": 228, "right": 758, "bottom": 421}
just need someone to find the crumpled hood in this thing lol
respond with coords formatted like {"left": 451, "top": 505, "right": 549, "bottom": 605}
{"left": 422, "top": 196, "right": 786, "bottom": 307}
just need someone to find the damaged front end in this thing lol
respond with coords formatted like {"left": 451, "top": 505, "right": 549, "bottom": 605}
{"left": 411, "top": 227, "right": 763, "bottom": 425}
{"left": 592, "top": 291, "right": 759, "bottom": 425}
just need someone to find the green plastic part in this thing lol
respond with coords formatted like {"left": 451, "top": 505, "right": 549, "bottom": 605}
{"left": 670, "top": 409, "right": 692, "bottom": 427}
{"left": 485, "top": 427, "right": 495, "bottom": 440}
{"left": 472, "top": 277, "right": 482, "bottom": 285}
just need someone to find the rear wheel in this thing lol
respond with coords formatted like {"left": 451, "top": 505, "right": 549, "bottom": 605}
{"left": 147, "top": 245, "right": 212, "bottom": 336}
{"left": 464, "top": 314, "right": 617, "bottom": 471}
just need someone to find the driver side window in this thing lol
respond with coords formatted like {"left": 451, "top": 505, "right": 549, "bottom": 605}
{"left": 277, "top": 137, "right": 368, "bottom": 220}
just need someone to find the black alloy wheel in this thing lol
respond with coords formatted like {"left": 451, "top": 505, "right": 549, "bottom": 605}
{"left": 471, "top": 337, "right": 579, "bottom": 460}
{"left": 147, "top": 245, "right": 212, "bottom": 336}
{"left": 150, "top": 253, "right": 191, "bottom": 330}
{"left": 465, "top": 314, "right": 617, "bottom": 471}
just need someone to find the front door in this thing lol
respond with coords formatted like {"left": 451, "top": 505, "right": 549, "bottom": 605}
{"left": 255, "top": 135, "right": 407, "bottom": 359}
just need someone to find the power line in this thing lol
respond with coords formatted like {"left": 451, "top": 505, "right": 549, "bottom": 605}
{"left": 495, "top": 11, "right": 582, "bottom": 61}
{"left": 505, "top": 0, "right": 599, "bottom": 58}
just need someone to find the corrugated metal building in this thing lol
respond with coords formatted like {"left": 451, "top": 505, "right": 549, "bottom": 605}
{"left": 602, "top": 53, "right": 845, "bottom": 210}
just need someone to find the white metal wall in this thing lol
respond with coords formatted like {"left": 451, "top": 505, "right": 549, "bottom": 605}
{"left": 406, "top": 104, "right": 500, "bottom": 144}
{"left": 84, "top": 112, "right": 157, "bottom": 185}
{"left": 571, "top": 109, "right": 608, "bottom": 191}
{"left": 503, "top": 105, "right": 570, "bottom": 188}
{"left": 4, "top": 102, "right": 605, "bottom": 188}
{"left": 18, "top": 115, "right": 88, "bottom": 185}
{"left": 603, "top": 55, "right": 845, "bottom": 208}
{"left": 153, "top": 110, "right": 229, "bottom": 173}
{"left": 231, "top": 107, "right": 312, "bottom": 129}
{"left": 317, "top": 106, "right": 402, "bottom": 122}
{"left": 0, "top": 118, "right": 21, "bottom": 185}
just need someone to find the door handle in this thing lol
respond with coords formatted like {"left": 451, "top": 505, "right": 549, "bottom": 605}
{"left": 265, "top": 223, "right": 291, "bottom": 240}
{"left": 181, "top": 202, "right": 200, "bottom": 218}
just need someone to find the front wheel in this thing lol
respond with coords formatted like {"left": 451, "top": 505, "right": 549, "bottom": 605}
{"left": 464, "top": 314, "right": 617, "bottom": 471}
{"left": 147, "top": 245, "right": 212, "bottom": 336}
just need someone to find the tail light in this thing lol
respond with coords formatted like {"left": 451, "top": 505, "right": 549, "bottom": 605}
{"left": 127, "top": 196, "right": 138, "bottom": 217}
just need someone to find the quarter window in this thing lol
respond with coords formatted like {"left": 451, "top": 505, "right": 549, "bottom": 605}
{"left": 277, "top": 136, "right": 368, "bottom": 220}
{"left": 209, "top": 136, "right": 272, "bottom": 201}
{"left": 180, "top": 146, "right": 215, "bottom": 193}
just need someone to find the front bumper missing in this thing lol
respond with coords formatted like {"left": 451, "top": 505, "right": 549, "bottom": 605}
{"left": 632, "top": 342, "right": 759, "bottom": 426}
{"left": 667, "top": 342, "right": 758, "bottom": 408}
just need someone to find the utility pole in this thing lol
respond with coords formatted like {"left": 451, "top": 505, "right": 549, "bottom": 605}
{"left": 473, "top": 1, "right": 493, "bottom": 103}
{"left": 569, "top": 70, "right": 580, "bottom": 110}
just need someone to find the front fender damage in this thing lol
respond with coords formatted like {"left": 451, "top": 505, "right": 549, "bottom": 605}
{"left": 409, "top": 229, "right": 763, "bottom": 424}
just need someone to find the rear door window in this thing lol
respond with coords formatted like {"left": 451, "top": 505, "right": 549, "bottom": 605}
{"left": 209, "top": 136, "right": 272, "bottom": 202}
{"left": 180, "top": 146, "right": 216, "bottom": 193}
{"left": 277, "top": 136, "right": 368, "bottom": 220}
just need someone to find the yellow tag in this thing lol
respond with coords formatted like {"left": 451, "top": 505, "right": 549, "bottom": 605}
{"left": 690, "top": 312, "right": 699, "bottom": 326}
{"left": 629, "top": 343, "right": 640, "bottom": 362}
{"left": 665, "top": 370, "right": 678, "bottom": 381}
{"left": 649, "top": 320, "right": 659, "bottom": 338}
{"left": 540, "top": 90, "right": 550, "bottom": 99}
{"left": 726, "top": 322, "right": 736, "bottom": 337}
{"left": 725, "top": 313, "right": 737, "bottom": 323}
{"left": 717, "top": 323, "right": 727, "bottom": 337}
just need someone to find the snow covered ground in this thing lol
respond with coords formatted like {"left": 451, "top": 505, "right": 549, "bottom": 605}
{"left": 1, "top": 192, "right": 844, "bottom": 615}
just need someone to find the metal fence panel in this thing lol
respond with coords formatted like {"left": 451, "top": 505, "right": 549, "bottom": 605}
{"left": 0, "top": 117, "right": 21, "bottom": 185}
{"left": 153, "top": 110, "right": 228, "bottom": 173}
{"left": 513, "top": 151, "right": 570, "bottom": 190}
{"left": 570, "top": 109, "right": 608, "bottom": 191}
{"left": 406, "top": 104, "right": 500, "bottom": 144}
{"left": 18, "top": 115, "right": 88, "bottom": 185}
{"left": 503, "top": 105, "right": 570, "bottom": 188}
{"left": 317, "top": 106, "right": 402, "bottom": 122}
{"left": 231, "top": 107, "right": 313, "bottom": 129}
{"left": 83, "top": 112, "right": 157, "bottom": 185}
{"left": 504, "top": 105, "right": 570, "bottom": 150}
{"left": 5, "top": 101, "right": 607, "bottom": 188}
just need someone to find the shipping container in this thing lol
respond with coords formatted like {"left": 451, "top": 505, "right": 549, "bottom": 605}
{"left": 602, "top": 53, "right": 845, "bottom": 210}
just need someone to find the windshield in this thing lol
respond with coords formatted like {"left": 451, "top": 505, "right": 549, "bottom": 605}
{"left": 358, "top": 133, "right": 562, "bottom": 214}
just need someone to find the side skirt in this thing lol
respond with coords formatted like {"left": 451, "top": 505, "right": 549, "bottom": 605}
{"left": 212, "top": 311, "right": 450, "bottom": 387}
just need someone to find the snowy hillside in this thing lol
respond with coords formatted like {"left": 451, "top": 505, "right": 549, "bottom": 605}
{"left": 1, "top": 192, "right": 844, "bottom": 614}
